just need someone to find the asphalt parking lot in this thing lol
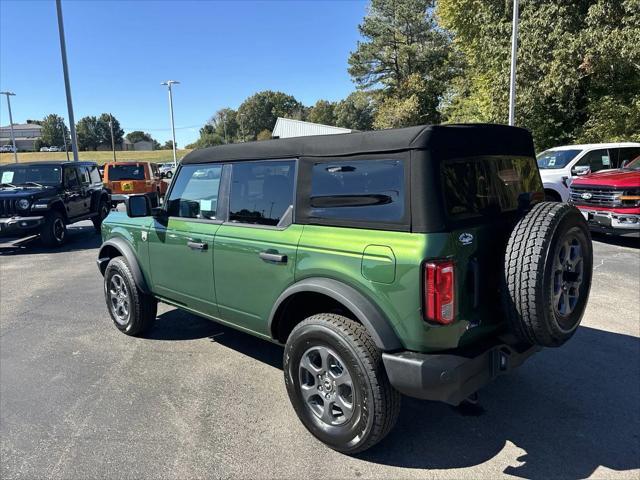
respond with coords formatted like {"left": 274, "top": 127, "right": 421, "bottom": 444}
{"left": 1, "top": 223, "right": 638, "bottom": 479}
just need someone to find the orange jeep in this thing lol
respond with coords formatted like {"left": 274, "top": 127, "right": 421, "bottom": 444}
{"left": 103, "top": 162, "right": 168, "bottom": 207}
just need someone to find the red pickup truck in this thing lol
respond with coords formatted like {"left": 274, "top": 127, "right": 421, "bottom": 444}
{"left": 569, "top": 156, "right": 640, "bottom": 236}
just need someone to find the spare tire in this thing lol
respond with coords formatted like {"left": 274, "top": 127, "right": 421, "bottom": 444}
{"left": 503, "top": 202, "right": 593, "bottom": 347}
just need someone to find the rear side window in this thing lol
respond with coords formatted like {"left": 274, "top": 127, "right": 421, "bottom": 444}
{"left": 309, "top": 159, "right": 404, "bottom": 223}
{"left": 615, "top": 147, "right": 640, "bottom": 167}
{"left": 442, "top": 156, "right": 543, "bottom": 220}
{"left": 576, "top": 149, "right": 611, "bottom": 172}
{"left": 229, "top": 160, "right": 296, "bottom": 226}
{"left": 166, "top": 164, "right": 222, "bottom": 219}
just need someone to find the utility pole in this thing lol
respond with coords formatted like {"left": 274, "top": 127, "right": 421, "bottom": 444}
{"left": 161, "top": 80, "right": 179, "bottom": 168}
{"left": 508, "top": 0, "right": 520, "bottom": 126}
{"left": 0, "top": 91, "right": 17, "bottom": 162}
{"left": 56, "top": 0, "right": 79, "bottom": 161}
{"left": 109, "top": 113, "right": 116, "bottom": 162}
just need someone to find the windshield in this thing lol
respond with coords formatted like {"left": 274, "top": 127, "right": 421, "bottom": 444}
{"left": 0, "top": 165, "right": 62, "bottom": 186}
{"left": 107, "top": 164, "right": 145, "bottom": 180}
{"left": 536, "top": 149, "right": 581, "bottom": 169}
{"left": 624, "top": 156, "right": 640, "bottom": 170}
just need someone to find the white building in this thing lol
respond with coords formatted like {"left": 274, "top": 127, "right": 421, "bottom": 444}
{"left": 272, "top": 118, "right": 352, "bottom": 139}
{"left": 0, "top": 123, "right": 43, "bottom": 151}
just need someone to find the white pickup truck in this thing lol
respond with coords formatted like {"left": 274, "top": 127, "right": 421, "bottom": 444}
{"left": 536, "top": 142, "right": 640, "bottom": 201}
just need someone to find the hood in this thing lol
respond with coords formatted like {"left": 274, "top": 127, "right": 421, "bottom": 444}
{"left": 0, "top": 186, "right": 53, "bottom": 199}
{"left": 571, "top": 169, "right": 640, "bottom": 188}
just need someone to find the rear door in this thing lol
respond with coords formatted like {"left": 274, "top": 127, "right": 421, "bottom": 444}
{"left": 213, "top": 160, "right": 301, "bottom": 335}
{"left": 147, "top": 164, "right": 223, "bottom": 317}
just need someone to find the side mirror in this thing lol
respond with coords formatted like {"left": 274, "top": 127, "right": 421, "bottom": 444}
{"left": 125, "top": 194, "right": 152, "bottom": 217}
{"left": 571, "top": 165, "right": 591, "bottom": 176}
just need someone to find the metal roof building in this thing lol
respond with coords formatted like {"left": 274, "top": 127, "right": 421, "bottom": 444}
{"left": 272, "top": 117, "right": 352, "bottom": 139}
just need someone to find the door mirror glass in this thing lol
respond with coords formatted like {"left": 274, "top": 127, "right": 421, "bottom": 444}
{"left": 571, "top": 165, "right": 591, "bottom": 176}
{"left": 126, "top": 194, "right": 151, "bottom": 217}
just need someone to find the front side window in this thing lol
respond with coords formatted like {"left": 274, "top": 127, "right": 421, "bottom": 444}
{"left": 229, "top": 160, "right": 296, "bottom": 226}
{"left": 89, "top": 165, "right": 102, "bottom": 183}
{"left": 166, "top": 164, "right": 222, "bottom": 219}
{"left": 77, "top": 167, "right": 91, "bottom": 185}
{"left": 309, "top": 159, "right": 405, "bottom": 223}
{"left": 107, "top": 164, "right": 146, "bottom": 181}
{"left": 576, "top": 149, "right": 611, "bottom": 172}
{"left": 442, "top": 156, "right": 543, "bottom": 220}
{"left": 64, "top": 167, "right": 79, "bottom": 188}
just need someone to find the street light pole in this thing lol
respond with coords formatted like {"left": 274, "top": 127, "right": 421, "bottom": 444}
{"left": 0, "top": 91, "right": 18, "bottom": 162}
{"left": 161, "top": 80, "right": 179, "bottom": 168}
{"left": 109, "top": 113, "right": 116, "bottom": 162}
{"left": 55, "top": 0, "right": 79, "bottom": 161}
{"left": 508, "top": 0, "right": 520, "bottom": 126}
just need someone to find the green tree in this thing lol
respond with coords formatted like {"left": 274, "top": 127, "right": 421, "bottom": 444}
{"left": 125, "top": 131, "right": 152, "bottom": 143}
{"left": 308, "top": 100, "right": 336, "bottom": 125}
{"left": 348, "top": 0, "right": 458, "bottom": 126}
{"left": 162, "top": 140, "right": 174, "bottom": 150}
{"left": 209, "top": 108, "right": 239, "bottom": 143}
{"left": 237, "top": 91, "right": 304, "bottom": 139}
{"left": 438, "top": 0, "right": 640, "bottom": 149}
{"left": 97, "top": 113, "right": 124, "bottom": 148}
{"left": 76, "top": 116, "right": 99, "bottom": 151}
{"left": 256, "top": 129, "right": 272, "bottom": 141}
{"left": 334, "top": 91, "right": 375, "bottom": 130}
{"left": 40, "top": 114, "right": 70, "bottom": 148}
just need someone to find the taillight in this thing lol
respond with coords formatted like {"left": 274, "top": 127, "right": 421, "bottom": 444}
{"left": 424, "top": 260, "right": 455, "bottom": 325}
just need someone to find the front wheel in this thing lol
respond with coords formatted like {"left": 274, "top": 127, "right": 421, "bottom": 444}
{"left": 283, "top": 314, "right": 400, "bottom": 454}
{"left": 40, "top": 210, "right": 66, "bottom": 247}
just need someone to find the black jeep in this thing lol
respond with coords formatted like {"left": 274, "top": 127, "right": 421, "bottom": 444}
{"left": 0, "top": 161, "right": 111, "bottom": 246}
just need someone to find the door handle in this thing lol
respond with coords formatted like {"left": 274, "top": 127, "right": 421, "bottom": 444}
{"left": 259, "top": 250, "right": 287, "bottom": 264}
{"left": 187, "top": 240, "right": 207, "bottom": 251}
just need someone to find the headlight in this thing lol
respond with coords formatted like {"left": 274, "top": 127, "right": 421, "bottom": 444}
{"left": 17, "top": 198, "right": 31, "bottom": 210}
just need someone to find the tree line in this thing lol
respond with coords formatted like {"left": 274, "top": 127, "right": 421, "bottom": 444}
{"left": 30, "top": 114, "right": 173, "bottom": 151}
{"left": 189, "top": 0, "right": 638, "bottom": 151}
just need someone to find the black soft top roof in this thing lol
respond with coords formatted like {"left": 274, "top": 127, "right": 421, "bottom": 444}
{"left": 182, "top": 123, "right": 534, "bottom": 164}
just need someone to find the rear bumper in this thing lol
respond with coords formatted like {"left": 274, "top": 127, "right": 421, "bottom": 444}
{"left": 383, "top": 341, "right": 540, "bottom": 405}
{"left": 0, "top": 216, "right": 45, "bottom": 236}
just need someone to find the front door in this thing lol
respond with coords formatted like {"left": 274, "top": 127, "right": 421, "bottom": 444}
{"left": 62, "top": 166, "right": 84, "bottom": 218}
{"left": 147, "top": 164, "right": 223, "bottom": 317}
{"left": 214, "top": 160, "right": 301, "bottom": 336}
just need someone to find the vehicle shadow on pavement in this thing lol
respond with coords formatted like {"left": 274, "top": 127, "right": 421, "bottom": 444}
{"left": 0, "top": 224, "right": 101, "bottom": 256}
{"left": 147, "top": 311, "right": 638, "bottom": 478}
{"left": 592, "top": 232, "right": 639, "bottom": 249}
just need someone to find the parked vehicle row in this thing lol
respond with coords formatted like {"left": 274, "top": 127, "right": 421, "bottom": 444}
{"left": 0, "top": 145, "right": 17, "bottom": 153}
{"left": 97, "top": 124, "right": 593, "bottom": 454}
{"left": 0, "top": 161, "right": 110, "bottom": 246}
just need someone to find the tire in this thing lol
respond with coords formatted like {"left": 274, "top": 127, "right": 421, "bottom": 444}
{"left": 503, "top": 202, "right": 593, "bottom": 347}
{"left": 283, "top": 314, "right": 400, "bottom": 454}
{"left": 40, "top": 210, "right": 66, "bottom": 247}
{"left": 165, "top": 171, "right": 173, "bottom": 179}
{"left": 92, "top": 197, "right": 110, "bottom": 233}
{"left": 104, "top": 257, "right": 157, "bottom": 336}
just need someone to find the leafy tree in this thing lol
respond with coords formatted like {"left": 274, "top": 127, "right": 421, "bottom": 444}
{"left": 186, "top": 132, "right": 224, "bottom": 149}
{"left": 256, "top": 129, "right": 272, "bottom": 141}
{"left": 237, "top": 91, "right": 304, "bottom": 139}
{"left": 437, "top": 0, "right": 640, "bottom": 149}
{"left": 208, "top": 108, "right": 239, "bottom": 143}
{"left": 162, "top": 140, "right": 174, "bottom": 150}
{"left": 334, "top": 91, "right": 375, "bottom": 130}
{"left": 125, "top": 131, "right": 152, "bottom": 143}
{"left": 76, "top": 116, "right": 100, "bottom": 151}
{"left": 97, "top": 113, "right": 124, "bottom": 148}
{"left": 40, "top": 114, "right": 70, "bottom": 147}
{"left": 348, "top": 0, "right": 458, "bottom": 126}
{"left": 308, "top": 100, "right": 336, "bottom": 125}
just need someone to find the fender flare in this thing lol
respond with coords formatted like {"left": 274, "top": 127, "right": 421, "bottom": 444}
{"left": 268, "top": 277, "right": 403, "bottom": 351}
{"left": 97, "top": 237, "right": 150, "bottom": 293}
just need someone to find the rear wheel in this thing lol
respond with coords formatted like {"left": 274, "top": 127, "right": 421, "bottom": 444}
{"left": 284, "top": 314, "right": 400, "bottom": 454}
{"left": 104, "top": 257, "right": 157, "bottom": 336}
{"left": 92, "top": 197, "right": 110, "bottom": 233}
{"left": 503, "top": 202, "right": 593, "bottom": 347}
{"left": 40, "top": 210, "right": 66, "bottom": 247}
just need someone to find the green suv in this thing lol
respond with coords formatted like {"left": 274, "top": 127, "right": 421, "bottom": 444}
{"left": 97, "top": 124, "right": 593, "bottom": 453}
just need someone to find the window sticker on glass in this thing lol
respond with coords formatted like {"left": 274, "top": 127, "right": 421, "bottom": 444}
{"left": 1, "top": 171, "right": 14, "bottom": 183}
{"left": 548, "top": 158, "right": 556, "bottom": 166}
{"left": 602, "top": 155, "right": 610, "bottom": 166}
{"left": 200, "top": 199, "right": 216, "bottom": 213}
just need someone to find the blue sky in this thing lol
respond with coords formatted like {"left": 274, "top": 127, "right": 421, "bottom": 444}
{"left": 0, "top": 0, "right": 368, "bottom": 147}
